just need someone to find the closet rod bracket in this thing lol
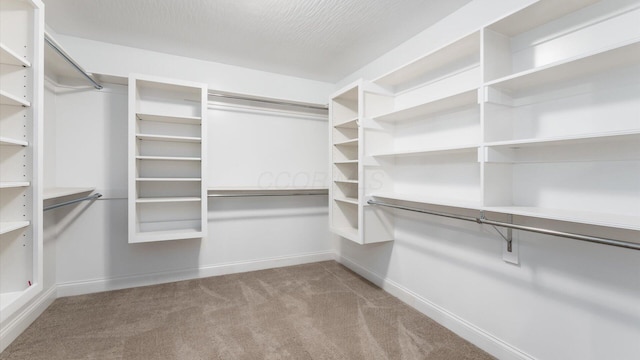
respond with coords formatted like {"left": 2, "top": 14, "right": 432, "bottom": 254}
{"left": 482, "top": 211, "right": 513, "bottom": 252}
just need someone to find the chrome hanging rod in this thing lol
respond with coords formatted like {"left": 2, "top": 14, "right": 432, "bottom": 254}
{"left": 44, "top": 32, "right": 103, "bottom": 90}
{"left": 44, "top": 193, "right": 103, "bottom": 211}
{"left": 367, "top": 199, "right": 640, "bottom": 251}
{"left": 208, "top": 92, "right": 328, "bottom": 111}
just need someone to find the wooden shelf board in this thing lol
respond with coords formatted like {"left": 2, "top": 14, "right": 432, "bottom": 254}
{"left": 374, "top": 89, "right": 478, "bottom": 122}
{"left": 333, "top": 138, "right": 358, "bottom": 147}
{"left": 334, "top": 197, "right": 358, "bottom": 205}
{"left": 334, "top": 117, "right": 358, "bottom": 128}
{"left": 0, "top": 43, "right": 30, "bottom": 67}
{"left": 374, "top": 31, "right": 480, "bottom": 88}
{"left": 483, "top": 206, "right": 640, "bottom": 231}
{"left": 43, "top": 187, "right": 95, "bottom": 200}
{"left": 371, "top": 192, "right": 482, "bottom": 211}
{"left": 136, "top": 178, "right": 201, "bottom": 182}
{"left": 0, "top": 182, "right": 30, "bottom": 189}
{"left": 372, "top": 144, "right": 478, "bottom": 158}
{"left": 0, "top": 90, "right": 30, "bottom": 107}
{"left": 136, "top": 112, "right": 201, "bottom": 125}
{"left": 0, "top": 136, "right": 28, "bottom": 147}
{"left": 0, "top": 221, "right": 30, "bottom": 236}
{"left": 485, "top": 130, "right": 640, "bottom": 150}
{"left": 136, "top": 197, "right": 201, "bottom": 203}
{"left": 136, "top": 133, "right": 201, "bottom": 143}
{"left": 136, "top": 156, "right": 202, "bottom": 161}
{"left": 488, "top": 0, "right": 600, "bottom": 36}
{"left": 486, "top": 40, "right": 640, "bottom": 91}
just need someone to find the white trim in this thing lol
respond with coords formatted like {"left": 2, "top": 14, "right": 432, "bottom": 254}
{"left": 334, "top": 253, "right": 535, "bottom": 360}
{"left": 57, "top": 251, "right": 334, "bottom": 297}
{"left": 0, "top": 285, "right": 57, "bottom": 353}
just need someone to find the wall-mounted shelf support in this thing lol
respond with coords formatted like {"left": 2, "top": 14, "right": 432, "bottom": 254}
{"left": 44, "top": 193, "right": 102, "bottom": 212}
{"left": 482, "top": 211, "right": 513, "bottom": 252}
{"left": 367, "top": 199, "right": 640, "bottom": 251}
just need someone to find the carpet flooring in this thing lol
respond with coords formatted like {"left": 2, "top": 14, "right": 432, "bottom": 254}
{"left": 1, "top": 261, "right": 493, "bottom": 359}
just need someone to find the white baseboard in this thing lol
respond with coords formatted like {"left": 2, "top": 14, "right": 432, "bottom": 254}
{"left": 0, "top": 285, "right": 57, "bottom": 353}
{"left": 335, "top": 253, "right": 535, "bottom": 360}
{"left": 57, "top": 251, "right": 335, "bottom": 298}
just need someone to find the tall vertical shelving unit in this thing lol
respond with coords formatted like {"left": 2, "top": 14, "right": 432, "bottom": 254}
{"left": 128, "top": 74, "right": 207, "bottom": 243}
{"left": 358, "top": 0, "right": 640, "bottom": 243}
{"left": 0, "top": 0, "right": 44, "bottom": 322}
{"left": 329, "top": 81, "right": 393, "bottom": 244}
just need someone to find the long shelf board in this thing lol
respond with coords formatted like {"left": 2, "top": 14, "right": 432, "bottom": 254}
{"left": 485, "top": 130, "right": 640, "bottom": 150}
{"left": 133, "top": 229, "right": 204, "bottom": 243}
{"left": 334, "top": 197, "right": 358, "bottom": 205}
{"left": 0, "top": 90, "right": 30, "bottom": 107}
{"left": 331, "top": 226, "right": 359, "bottom": 242}
{"left": 136, "top": 178, "right": 202, "bottom": 182}
{"left": 136, "top": 112, "right": 201, "bottom": 125}
{"left": 0, "top": 43, "right": 31, "bottom": 67}
{"left": 374, "top": 31, "right": 480, "bottom": 88}
{"left": 135, "top": 133, "right": 202, "bottom": 143}
{"left": 486, "top": 40, "right": 640, "bottom": 91}
{"left": 208, "top": 187, "right": 328, "bottom": 196}
{"left": 483, "top": 206, "right": 640, "bottom": 231}
{"left": 334, "top": 117, "right": 358, "bottom": 129}
{"left": 136, "top": 156, "right": 202, "bottom": 161}
{"left": 333, "top": 160, "right": 358, "bottom": 165}
{"left": 0, "top": 136, "right": 28, "bottom": 147}
{"left": 136, "top": 197, "right": 201, "bottom": 203}
{"left": 371, "top": 192, "right": 483, "bottom": 211}
{"left": 0, "top": 221, "right": 30, "bottom": 236}
{"left": 334, "top": 180, "right": 358, "bottom": 184}
{"left": 374, "top": 89, "right": 478, "bottom": 122}
{"left": 334, "top": 138, "right": 358, "bottom": 147}
{"left": 372, "top": 145, "right": 478, "bottom": 158}
{"left": 43, "top": 187, "right": 95, "bottom": 200}
{"left": 0, "top": 181, "right": 31, "bottom": 189}
{"left": 488, "top": 0, "right": 599, "bottom": 37}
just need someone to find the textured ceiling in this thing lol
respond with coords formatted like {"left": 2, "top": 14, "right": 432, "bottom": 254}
{"left": 43, "top": 0, "right": 473, "bottom": 82}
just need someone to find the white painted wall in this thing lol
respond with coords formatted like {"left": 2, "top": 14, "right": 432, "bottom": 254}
{"left": 333, "top": 0, "right": 640, "bottom": 359}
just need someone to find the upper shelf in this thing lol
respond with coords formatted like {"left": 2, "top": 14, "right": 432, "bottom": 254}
{"left": 374, "top": 31, "right": 480, "bottom": 90}
{"left": 43, "top": 187, "right": 95, "bottom": 200}
{"left": 136, "top": 133, "right": 202, "bottom": 143}
{"left": 136, "top": 112, "right": 202, "bottom": 125}
{"left": 0, "top": 182, "right": 30, "bottom": 189}
{"left": 0, "top": 221, "right": 30, "bottom": 236}
{"left": 0, "top": 42, "right": 30, "bottom": 67}
{"left": 486, "top": 40, "right": 640, "bottom": 92}
{"left": 0, "top": 136, "right": 28, "bottom": 147}
{"left": 373, "top": 89, "right": 477, "bottom": 122}
{"left": 372, "top": 144, "right": 478, "bottom": 158}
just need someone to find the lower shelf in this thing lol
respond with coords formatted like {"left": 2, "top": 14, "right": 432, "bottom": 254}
{"left": 331, "top": 226, "right": 359, "bottom": 242}
{"left": 133, "top": 219, "right": 203, "bottom": 243}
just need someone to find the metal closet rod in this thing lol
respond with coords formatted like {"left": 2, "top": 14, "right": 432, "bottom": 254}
{"left": 44, "top": 193, "right": 103, "bottom": 212}
{"left": 44, "top": 33, "right": 103, "bottom": 90}
{"left": 367, "top": 200, "right": 640, "bottom": 251}
{"left": 208, "top": 92, "right": 328, "bottom": 111}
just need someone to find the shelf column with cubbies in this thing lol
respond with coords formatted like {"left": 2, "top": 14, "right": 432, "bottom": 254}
{"left": 0, "top": 0, "right": 44, "bottom": 322}
{"left": 128, "top": 74, "right": 208, "bottom": 243}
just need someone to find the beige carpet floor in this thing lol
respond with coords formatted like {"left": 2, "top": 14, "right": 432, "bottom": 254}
{"left": 1, "top": 261, "right": 493, "bottom": 359}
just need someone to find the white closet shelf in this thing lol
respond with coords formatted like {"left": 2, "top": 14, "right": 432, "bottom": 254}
{"left": 136, "top": 156, "right": 202, "bottom": 161}
{"left": 136, "top": 177, "right": 202, "bottom": 182}
{"left": 374, "top": 31, "right": 480, "bottom": 88}
{"left": 135, "top": 133, "right": 202, "bottom": 143}
{"left": 0, "top": 42, "right": 31, "bottom": 67}
{"left": 374, "top": 89, "right": 478, "bottom": 122}
{"left": 334, "top": 179, "right": 358, "bottom": 184}
{"left": 0, "top": 221, "right": 30, "bottom": 236}
{"left": 371, "top": 192, "right": 482, "bottom": 211}
{"left": 0, "top": 90, "right": 30, "bottom": 107}
{"left": 334, "top": 197, "right": 358, "bottom": 205}
{"left": 485, "top": 131, "right": 640, "bottom": 150}
{"left": 334, "top": 117, "right": 358, "bottom": 128}
{"left": 43, "top": 187, "right": 95, "bottom": 200}
{"left": 134, "top": 229, "right": 204, "bottom": 243}
{"left": 334, "top": 160, "right": 358, "bottom": 165}
{"left": 486, "top": 40, "right": 640, "bottom": 91}
{"left": 487, "top": 0, "right": 599, "bottom": 36}
{"left": 372, "top": 145, "right": 478, "bottom": 158}
{"left": 333, "top": 138, "right": 358, "bottom": 147}
{"left": 0, "top": 136, "right": 28, "bottom": 146}
{"left": 330, "top": 226, "right": 359, "bottom": 241}
{"left": 136, "top": 112, "right": 201, "bottom": 125}
{"left": 0, "top": 181, "right": 30, "bottom": 189}
{"left": 136, "top": 197, "right": 201, "bottom": 203}
{"left": 208, "top": 187, "right": 328, "bottom": 194}
{"left": 483, "top": 206, "right": 640, "bottom": 231}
